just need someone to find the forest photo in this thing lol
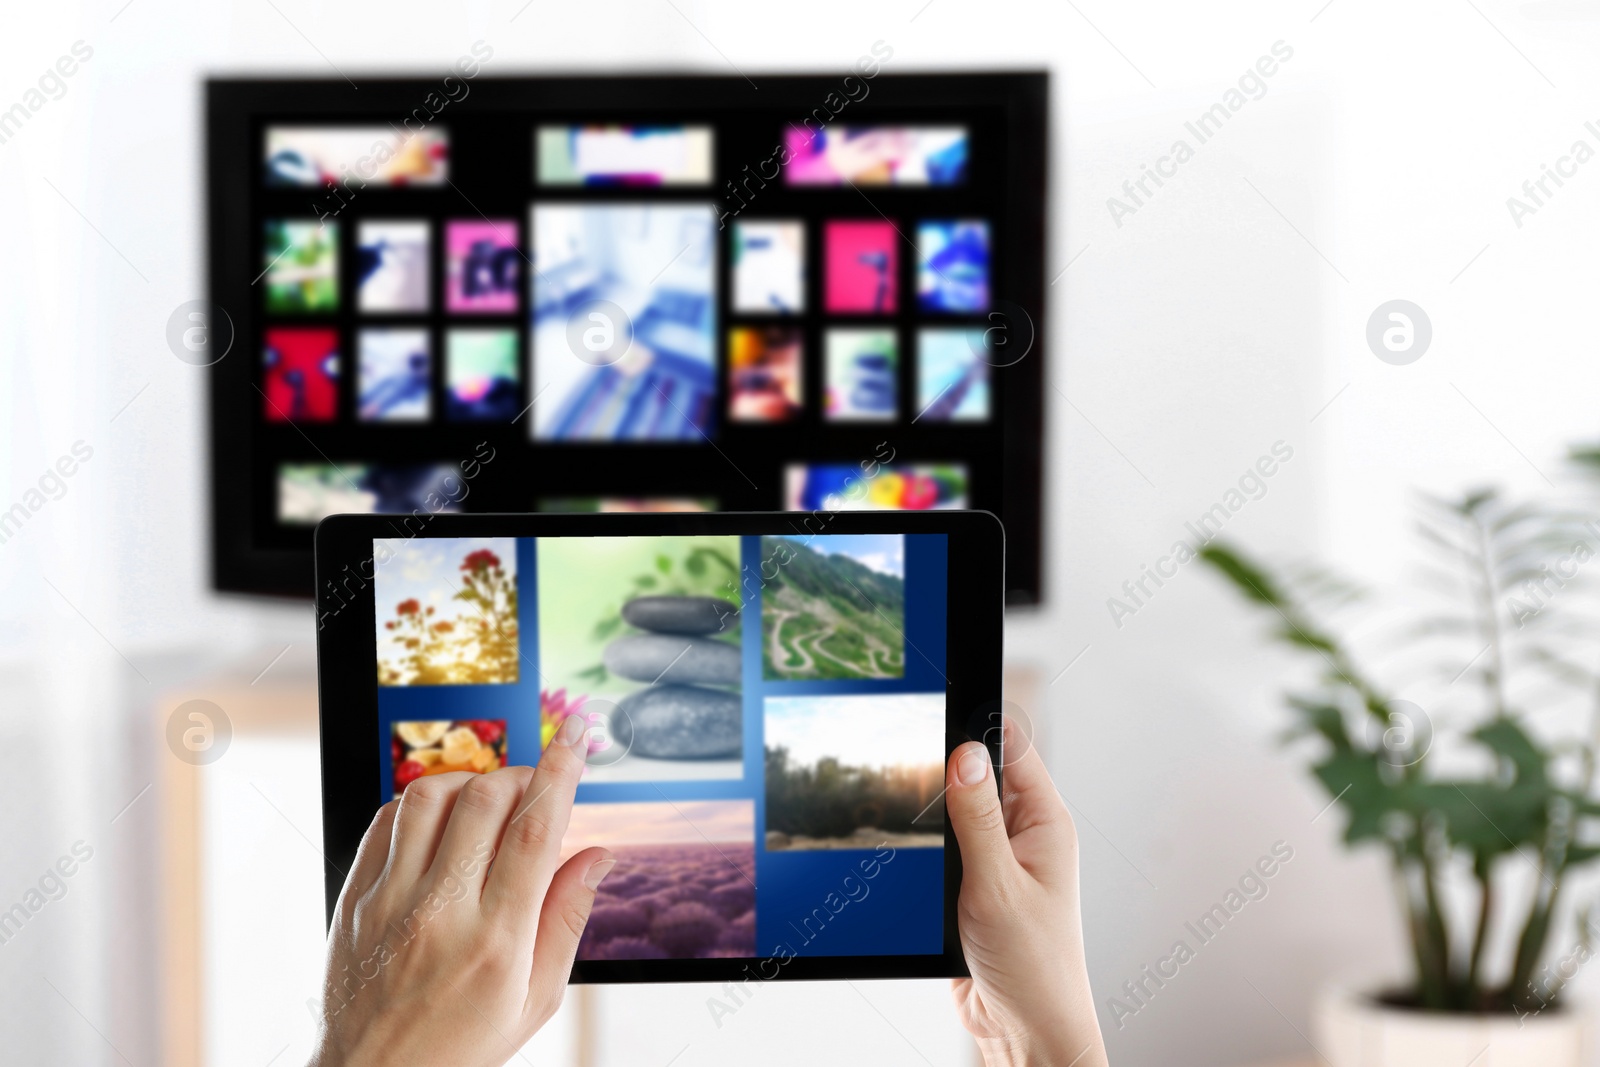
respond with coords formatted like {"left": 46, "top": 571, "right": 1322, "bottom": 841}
{"left": 763, "top": 693, "right": 945, "bottom": 851}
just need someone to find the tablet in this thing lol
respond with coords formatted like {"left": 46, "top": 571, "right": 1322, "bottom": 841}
{"left": 314, "top": 510, "right": 1004, "bottom": 983}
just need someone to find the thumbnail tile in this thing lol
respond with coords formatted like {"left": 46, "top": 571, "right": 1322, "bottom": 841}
{"left": 824, "top": 328, "right": 897, "bottom": 422}
{"left": 783, "top": 463, "right": 968, "bottom": 511}
{"left": 374, "top": 536, "right": 519, "bottom": 686}
{"left": 446, "top": 328, "right": 520, "bottom": 421}
{"left": 824, "top": 220, "right": 897, "bottom": 314}
{"left": 531, "top": 203, "right": 717, "bottom": 440}
{"left": 446, "top": 220, "right": 520, "bottom": 314}
{"left": 731, "top": 220, "right": 804, "bottom": 314}
{"left": 760, "top": 534, "right": 905, "bottom": 681}
{"left": 262, "top": 327, "right": 339, "bottom": 422}
{"left": 537, "top": 124, "right": 713, "bottom": 186}
{"left": 276, "top": 462, "right": 464, "bottom": 525}
{"left": 784, "top": 126, "right": 967, "bottom": 186}
{"left": 264, "top": 126, "right": 448, "bottom": 186}
{"left": 358, "top": 220, "right": 430, "bottom": 313}
{"left": 358, "top": 328, "right": 431, "bottom": 422}
{"left": 391, "top": 719, "right": 508, "bottom": 791}
{"left": 558, "top": 800, "right": 756, "bottom": 960}
{"left": 535, "top": 535, "right": 742, "bottom": 784}
{"left": 728, "top": 326, "right": 802, "bottom": 423}
{"left": 764, "top": 693, "right": 944, "bottom": 850}
{"left": 917, "top": 220, "right": 990, "bottom": 313}
{"left": 264, "top": 220, "right": 338, "bottom": 313}
{"left": 916, "top": 328, "right": 990, "bottom": 422}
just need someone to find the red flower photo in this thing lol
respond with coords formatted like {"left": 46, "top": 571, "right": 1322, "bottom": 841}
{"left": 375, "top": 537, "right": 520, "bottom": 687}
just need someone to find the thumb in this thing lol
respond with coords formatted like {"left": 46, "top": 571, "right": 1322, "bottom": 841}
{"left": 527, "top": 847, "right": 614, "bottom": 1010}
{"left": 945, "top": 742, "right": 1017, "bottom": 884}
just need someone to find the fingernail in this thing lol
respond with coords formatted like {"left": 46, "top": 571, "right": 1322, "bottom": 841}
{"left": 583, "top": 857, "right": 616, "bottom": 890}
{"left": 555, "top": 714, "right": 587, "bottom": 747}
{"left": 957, "top": 746, "right": 990, "bottom": 786}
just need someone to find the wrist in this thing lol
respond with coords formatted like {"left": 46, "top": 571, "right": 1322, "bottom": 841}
{"left": 975, "top": 1033, "right": 1097, "bottom": 1067}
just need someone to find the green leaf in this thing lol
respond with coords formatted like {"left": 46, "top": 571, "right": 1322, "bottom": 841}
{"left": 1459, "top": 487, "right": 1500, "bottom": 515}
{"left": 699, "top": 547, "right": 739, "bottom": 576}
{"left": 1274, "top": 623, "right": 1338, "bottom": 655}
{"left": 1287, "top": 696, "right": 1353, "bottom": 751}
{"left": 1474, "top": 717, "right": 1548, "bottom": 788}
{"left": 1311, "top": 752, "right": 1395, "bottom": 843}
{"left": 1412, "top": 781, "right": 1545, "bottom": 855}
{"left": 656, "top": 554, "right": 672, "bottom": 575}
{"left": 1198, "top": 543, "right": 1287, "bottom": 607}
{"left": 685, "top": 553, "right": 707, "bottom": 576}
{"left": 575, "top": 664, "right": 609, "bottom": 683}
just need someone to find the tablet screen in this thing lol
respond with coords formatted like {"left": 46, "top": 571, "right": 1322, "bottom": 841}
{"left": 369, "top": 531, "right": 948, "bottom": 963}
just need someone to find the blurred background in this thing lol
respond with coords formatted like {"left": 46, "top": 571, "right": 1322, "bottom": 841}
{"left": 7, "top": 0, "right": 1600, "bottom": 1065}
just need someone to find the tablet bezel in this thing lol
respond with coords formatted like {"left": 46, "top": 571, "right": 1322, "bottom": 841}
{"left": 314, "top": 509, "right": 1004, "bottom": 983}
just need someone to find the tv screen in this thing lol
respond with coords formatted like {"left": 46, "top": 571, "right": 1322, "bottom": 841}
{"left": 206, "top": 71, "right": 1047, "bottom": 602}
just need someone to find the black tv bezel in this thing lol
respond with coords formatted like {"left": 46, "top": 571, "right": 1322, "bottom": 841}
{"left": 208, "top": 73, "right": 1047, "bottom": 604}
{"left": 313, "top": 508, "right": 1004, "bottom": 983}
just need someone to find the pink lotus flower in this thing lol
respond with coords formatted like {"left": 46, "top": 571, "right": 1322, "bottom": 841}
{"left": 540, "top": 688, "right": 610, "bottom": 761}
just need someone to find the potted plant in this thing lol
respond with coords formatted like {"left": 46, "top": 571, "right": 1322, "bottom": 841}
{"left": 1200, "top": 489, "right": 1600, "bottom": 1066}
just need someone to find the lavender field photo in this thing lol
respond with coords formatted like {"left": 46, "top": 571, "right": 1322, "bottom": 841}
{"left": 559, "top": 800, "right": 756, "bottom": 961}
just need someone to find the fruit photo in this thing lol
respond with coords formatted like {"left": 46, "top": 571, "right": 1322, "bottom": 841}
{"left": 536, "top": 536, "right": 742, "bottom": 782}
{"left": 760, "top": 534, "right": 905, "bottom": 681}
{"left": 559, "top": 800, "right": 756, "bottom": 961}
{"left": 391, "top": 719, "right": 507, "bottom": 794}
{"left": 764, "top": 693, "right": 945, "bottom": 851}
{"left": 374, "top": 537, "right": 519, "bottom": 686}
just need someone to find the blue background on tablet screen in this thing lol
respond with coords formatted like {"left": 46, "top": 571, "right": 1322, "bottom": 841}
{"left": 374, "top": 532, "right": 948, "bottom": 959}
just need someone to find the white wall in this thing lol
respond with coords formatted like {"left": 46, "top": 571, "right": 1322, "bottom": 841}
{"left": 5, "top": 0, "right": 1600, "bottom": 1064}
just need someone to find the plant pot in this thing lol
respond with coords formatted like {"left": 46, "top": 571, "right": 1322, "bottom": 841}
{"left": 1313, "top": 984, "right": 1588, "bottom": 1067}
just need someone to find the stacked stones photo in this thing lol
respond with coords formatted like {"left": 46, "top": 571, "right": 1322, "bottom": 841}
{"left": 605, "top": 595, "right": 742, "bottom": 761}
{"left": 535, "top": 536, "right": 746, "bottom": 781}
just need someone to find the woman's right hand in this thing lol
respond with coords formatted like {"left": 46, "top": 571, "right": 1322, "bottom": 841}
{"left": 945, "top": 721, "right": 1109, "bottom": 1067}
{"left": 308, "top": 714, "right": 611, "bottom": 1067}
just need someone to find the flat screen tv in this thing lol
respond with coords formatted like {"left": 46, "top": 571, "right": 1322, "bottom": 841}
{"left": 206, "top": 69, "right": 1047, "bottom": 602}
